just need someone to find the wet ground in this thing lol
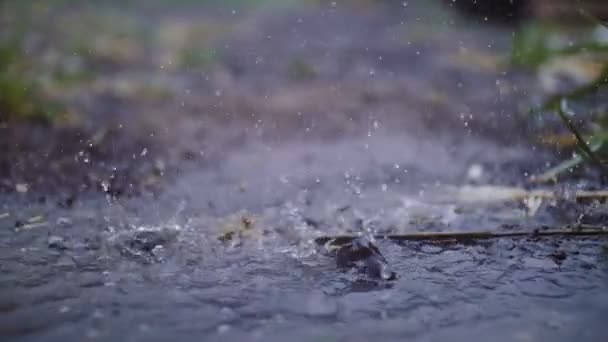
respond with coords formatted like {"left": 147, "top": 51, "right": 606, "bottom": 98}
{"left": 1, "top": 1, "right": 608, "bottom": 341}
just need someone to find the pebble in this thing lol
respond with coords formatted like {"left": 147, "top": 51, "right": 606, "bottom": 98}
{"left": 127, "top": 228, "right": 178, "bottom": 252}
{"left": 15, "top": 183, "right": 28, "bottom": 193}
{"left": 336, "top": 237, "right": 397, "bottom": 280}
{"left": 48, "top": 235, "right": 69, "bottom": 250}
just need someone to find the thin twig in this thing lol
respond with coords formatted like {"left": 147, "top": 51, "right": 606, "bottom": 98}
{"left": 16, "top": 221, "right": 48, "bottom": 231}
{"left": 575, "top": 190, "right": 608, "bottom": 200}
{"left": 450, "top": 186, "right": 608, "bottom": 203}
{"left": 315, "top": 226, "right": 608, "bottom": 246}
{"left": 579, "top": 8, "right": 608, "bottom": 29}
{"left": 26, "top": 215, "right": 45, "bottom": 224}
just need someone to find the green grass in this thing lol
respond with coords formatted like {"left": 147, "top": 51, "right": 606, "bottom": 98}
{"left": 512, "top": 21, "right": 608, "bottom": 68}
{"left": 0, "top": 1, "right": 68, "bottom": 123}
{"left": 179, "top": 48, "right": 218, "bottom": 69}
{"left": 0, "top": 35, "right": 61, "bottom": 123}
{"left": 513, "top": 20, "right": 608, "bottom": 181}
{"left": 286, "top": 58, "right": 316, "bottom": 81}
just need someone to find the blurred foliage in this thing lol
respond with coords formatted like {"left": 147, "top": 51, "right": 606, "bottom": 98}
{"left": 0, "top": 0, "right": 351, "bottom": 125}
{"left": 286, "top": 58, "right": 316, "bottom": 81}
{"left": 513, "top": 19, "right": 608, "bottom": 181}
{"left": 0, "top": 3, "right": 63, "bottom": 123}
{"left": 512, "top": 22, "right": 608, "bottom": 67}
{"left": 0, "top": 0, "right": 313, "bottom": 124}
{"left": 179, "top": 48, "right": 218, "bottom": 69}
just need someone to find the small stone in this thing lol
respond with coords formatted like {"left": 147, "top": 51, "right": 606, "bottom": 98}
{"left": 116, "top": 227, "right": 179, "bottom": 263}
{"left": 336, "top": 237, "right": 397, "bottom": 280}
{"left": 127, "top": 228, "right": 178, "bottom": 252}
{"left": 48, "top": 235, "right": 68, "bottom": 250}
{"left": 550, "top": 250, "right": 567, "bottom": 265}
{"left": 15, "top": 183, "right": 28, "bottom": 193}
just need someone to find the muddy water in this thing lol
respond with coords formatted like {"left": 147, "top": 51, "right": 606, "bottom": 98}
{"left": 1, "top": 208, "right": 607, "bottom": 342}
{"left": 2, "top": 2, "right": 608, "bottom": 342}
{"left": 2, "top": 135, "right": 607, "bottom": 342}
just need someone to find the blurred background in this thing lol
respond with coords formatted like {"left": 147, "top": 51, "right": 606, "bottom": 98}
{"left": 1, "top": 0, "right": 607, "bottom": 195}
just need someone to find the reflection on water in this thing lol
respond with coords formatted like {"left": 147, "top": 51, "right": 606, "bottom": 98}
{"left": 1, "top": 196, "right": 607, "bottom": 341}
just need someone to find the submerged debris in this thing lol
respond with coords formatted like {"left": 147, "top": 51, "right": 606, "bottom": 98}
{"left": 48, "top": 235, "right": 69, "bottom": 250}
{"left": 549, "top": 250, "right": 567, "bottom": 265}
{"left": 126, "top": 228, "right": 178, "bottom": 252}
{"left": 336, "top": 237, "right": 397, "bottom": 281}
{"left": 217, "top": 214, "right": 259, "bottom": 246}
{"left": 14, "top": 215, "right": 48, "bottom": 231}
{"left": 112, "top": 226, "right": 180, "bottom": 263}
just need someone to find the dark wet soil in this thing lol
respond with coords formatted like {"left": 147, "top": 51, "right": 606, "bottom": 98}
{"left": 1, "top": 1, "right": 607, "bottom": 341}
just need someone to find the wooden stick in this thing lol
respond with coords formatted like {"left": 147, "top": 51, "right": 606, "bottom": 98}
{"left": 464, "top": 188, "right": 608, "bottom": 201}
{"left": 315, "top": 226, "right": 608, "bottom": 246}
{"left": 573, "top": 190, "right": 608, "bottom": 200}
{"left": 16, "top": 221, "right": 48, "bottom": 231}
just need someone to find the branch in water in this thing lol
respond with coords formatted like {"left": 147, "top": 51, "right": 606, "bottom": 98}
{"left": 315, "top": 225, "right": 608, "bottom": 246}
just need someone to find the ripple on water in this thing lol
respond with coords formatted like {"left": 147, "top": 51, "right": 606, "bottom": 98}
{"left": 283, "top": 291, "right": 340, "bottom": 318}
{"left": 1, "top": 199, "right": 608, "bottom": 342}
{"left": 517, "top": 275, "right": 575, "bottom": 299}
